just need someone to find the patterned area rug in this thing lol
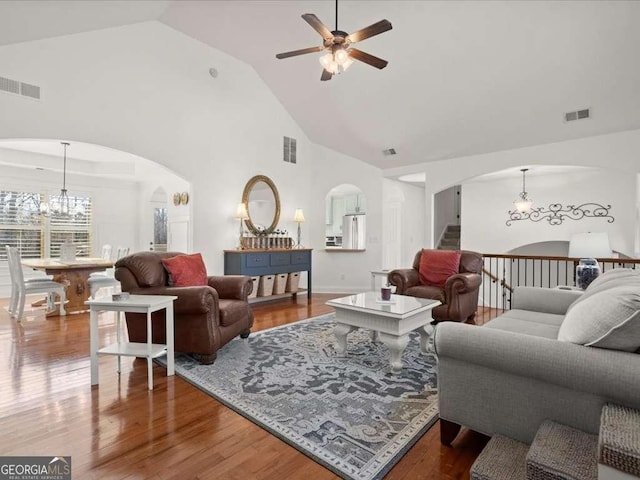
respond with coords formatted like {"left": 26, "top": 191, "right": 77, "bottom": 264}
{"left": 157, "top": 313, "right": 439, "bottom": 480}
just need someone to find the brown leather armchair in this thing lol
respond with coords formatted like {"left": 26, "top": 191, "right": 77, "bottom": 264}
{"left": 114, "top": 251, "right": 254, "bottom": 365}
{"left": 388, "top": 250, "right": 483, "bottom": 323}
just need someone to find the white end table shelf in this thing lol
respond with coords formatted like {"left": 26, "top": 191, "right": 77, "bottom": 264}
{"left": 86, "top": 294, "right": 177, "bottom": 390}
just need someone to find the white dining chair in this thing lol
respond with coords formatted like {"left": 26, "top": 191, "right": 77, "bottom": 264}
{"left": 5, "top": 245, "right": 67, "bottom": 320}
{"left": 88, "top": 246, "right": 130, "bottom": 299}
{"left": 89, "top": 245, "right": 112, "bottom": 275}
{"left": 101, "top": 244, "right": 112, "bottom": 260}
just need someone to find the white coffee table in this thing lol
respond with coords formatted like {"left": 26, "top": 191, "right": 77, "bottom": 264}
{"left": 86, "top": 294, "right": 177, "bottom": 390}
{"left": 326, "top": 292, "right": 441, "bottom": 373}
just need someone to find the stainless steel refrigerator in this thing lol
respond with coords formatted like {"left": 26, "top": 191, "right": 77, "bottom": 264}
{"left": 342, "top": 214, "right": 366, "bottom": 249}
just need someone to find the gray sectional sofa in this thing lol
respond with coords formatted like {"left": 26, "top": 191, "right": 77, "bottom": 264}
{"left": 434, "top": 269, "right": 640, "bottom": 445}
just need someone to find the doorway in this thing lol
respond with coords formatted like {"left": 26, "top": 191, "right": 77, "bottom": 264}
{"left": 150, "top": 187, "right": 168, "bottom": 252}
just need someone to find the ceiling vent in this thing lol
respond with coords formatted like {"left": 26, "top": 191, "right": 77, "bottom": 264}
{"left": 0, "top": 75, "right": 41, "bottom": 100}
{"left": 382, "top": 148, "right": 397, "bottom": 156}
{"left": 283, "top": 136, "right": 297, "bottom": 164}
{"left": 564, "top": 108, "right": 590, "bottom": 123}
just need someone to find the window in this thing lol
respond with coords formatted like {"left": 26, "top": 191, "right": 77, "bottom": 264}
{"left": 0, "top": 190, "right": 43, "bottom": 260}
{"left": 0, "top": 189, "right": 92, "bottom": 260}
{"left": 47, "top": 194, "right": 93, "bottom": 258}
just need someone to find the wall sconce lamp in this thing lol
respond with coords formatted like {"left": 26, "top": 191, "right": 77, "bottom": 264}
{"left": 235, "top": 203, "right": 249, "bottom": 250}
{"left": 293, "top": 209, "right": 305, "bottom": 249}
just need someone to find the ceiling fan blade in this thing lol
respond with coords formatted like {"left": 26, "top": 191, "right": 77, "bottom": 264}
{"left": 320, "top": 69, "right": 333, "bottom": 81}
{"left": 302, "top": 13, "right": 333, "bottom": 40}
{"left": 276, "top": 46, "right": 325, "bottom": 59}
{"left": 347, "top": 19, "right": 392, "bottom": 43}
{"left": 348, "top": 48, "right": 388, "bottom": 69}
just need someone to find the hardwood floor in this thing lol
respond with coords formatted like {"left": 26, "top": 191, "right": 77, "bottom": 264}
{"left": 0, "top": 294, "right": 487, "bottom": 479}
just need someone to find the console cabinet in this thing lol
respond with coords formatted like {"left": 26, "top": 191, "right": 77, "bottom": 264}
{"left": 223, "top": 249, "right": 312, "bottom": 299}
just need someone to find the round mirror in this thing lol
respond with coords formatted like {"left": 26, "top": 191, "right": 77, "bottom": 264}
{"left": 242, "top": 175, "right": 280, "bottom": 234}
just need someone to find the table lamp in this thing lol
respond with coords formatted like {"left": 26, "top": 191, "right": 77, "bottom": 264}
{"left": 235, "top": 203, "right": 249, "bottom": 249}
{"left": 568, "top": 232, "right": 611, "bottom": 289}
{"left": 293, "top": 209, "right": 305, "bottom": 249}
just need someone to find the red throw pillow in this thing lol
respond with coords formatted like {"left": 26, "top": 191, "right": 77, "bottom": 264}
{"left": 161, "top": 253, "right": 208, "bottom": 287}
{"left": 418, "top": 249, "right": 462, "bottom": 288}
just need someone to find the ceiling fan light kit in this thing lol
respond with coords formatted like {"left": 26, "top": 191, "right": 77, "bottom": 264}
{"left": 275, "top": 0, "right": 392, "bottom": 81}
{"left": 319, "top": 47, "right": 354, "bottom": 75}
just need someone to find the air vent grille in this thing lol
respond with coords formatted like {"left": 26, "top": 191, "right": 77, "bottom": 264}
{"left": 564, "top": 108, "right": 590, "bottom": 122}
{"left": 0, "top": 75, "right": 41, "bottom": 100}
{"left": 20, "top": 82, "right": 40, "bottom": 99}
{"left": 382, "top": 148, "right": 397, "bottom": 156}
{"left": 0, "top": 76, "right": 20, "bottom": 94}
{"left": 283, "top": 136, "right": 297, "bottom": 164}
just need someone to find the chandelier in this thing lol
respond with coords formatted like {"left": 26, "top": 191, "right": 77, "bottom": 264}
{"left": 513, "top": 168, "right": 533, "bottom": 214}
{"left": 56, "top": 142, "right": 71, "bottom": 215}
{"left": 40, "top": 141, "right": 71, "bottom": 216}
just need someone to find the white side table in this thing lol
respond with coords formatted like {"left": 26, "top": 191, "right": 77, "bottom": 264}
{"left": 370, "top": 270, "right": 390, "bottom": 290}
{"left": 86, "top": 294, "right": 177, "bottom": 390}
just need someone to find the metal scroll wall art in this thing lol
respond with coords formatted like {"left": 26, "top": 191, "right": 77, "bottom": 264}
{"left": 506, "top": 203, "right": 615, "bottom": 226}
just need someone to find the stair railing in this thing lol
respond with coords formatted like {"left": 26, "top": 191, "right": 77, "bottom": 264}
{"left": 480, "top": 254, "right": 640, "bottom": 315}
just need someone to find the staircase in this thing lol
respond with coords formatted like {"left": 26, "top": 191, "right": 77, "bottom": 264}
{"left": 471, "top": 403, "right": 640, "bottom": 480}
{"left": 438, "top": 224, "right": 460, "bottom": 250}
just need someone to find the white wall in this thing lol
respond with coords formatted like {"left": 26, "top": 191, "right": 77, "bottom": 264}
{"left": 0, "top": 21, "right": 391, "bottom": 292}
{"left": 385, "top": 129, "right": 640, "bottom": 255}
{"left": 461, "top": 168, "right": 636, "bottom": 255}
{"left": 311, "top": 145, "right": 383, "bottom": 292}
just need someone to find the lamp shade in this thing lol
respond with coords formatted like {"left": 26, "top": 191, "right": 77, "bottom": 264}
{"left": 293, "top": 209, "right": 305, "bottom": 223}
{"left": 513, "top": 197, "right": 533, "bottom": 214}
{"left": 513, "top": 168, "right": 532, "bottom": 213}
{"left": 568, "top": 232, "right": 611, "bottom": 258}
{"left": 319, "top": 53, "right": 337, "bottom": 73}
{"left": 235, "top": 203, "right": 249, "bottom": 219}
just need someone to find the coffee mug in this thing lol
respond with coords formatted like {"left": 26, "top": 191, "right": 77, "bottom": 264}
{"left": 381, "top": 286, "right": 392, "bottom": 301}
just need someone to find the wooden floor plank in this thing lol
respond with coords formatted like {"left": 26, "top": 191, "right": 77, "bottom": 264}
{"left": 0, "top": 293, "right": 486, "bottom": 479}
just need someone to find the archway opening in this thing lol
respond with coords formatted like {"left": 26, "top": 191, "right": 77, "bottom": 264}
{"left": 325, "top": 184, "right": 366, "bottom": 250}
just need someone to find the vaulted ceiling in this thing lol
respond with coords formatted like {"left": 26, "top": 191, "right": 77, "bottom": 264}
{"left": 1, "top": 0, "right": 640, "bottom": 171}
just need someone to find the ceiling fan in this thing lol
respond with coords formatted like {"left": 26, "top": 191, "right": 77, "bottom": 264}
{"left": 275, "top": 0, "right": 392, "bottom": 81}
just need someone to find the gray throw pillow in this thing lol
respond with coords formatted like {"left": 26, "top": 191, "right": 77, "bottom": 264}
{"left": 586, "top": 268, "right": 640, "bottom": 292}
{"left": 567, "top": 269, "right": 640, "bottom": 312}
{"left": 558, "top": 286, "right": 640, "bottom": 352}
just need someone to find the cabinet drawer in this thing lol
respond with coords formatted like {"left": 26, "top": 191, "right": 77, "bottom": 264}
{"left": 270, "top": 253, "right": 291, "bottom": 266}
{"left": 291, "top": 251, "right": 310, "bottom": 265}
{"left": 245, "top": 253, "right": 269, "bottom": 268}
